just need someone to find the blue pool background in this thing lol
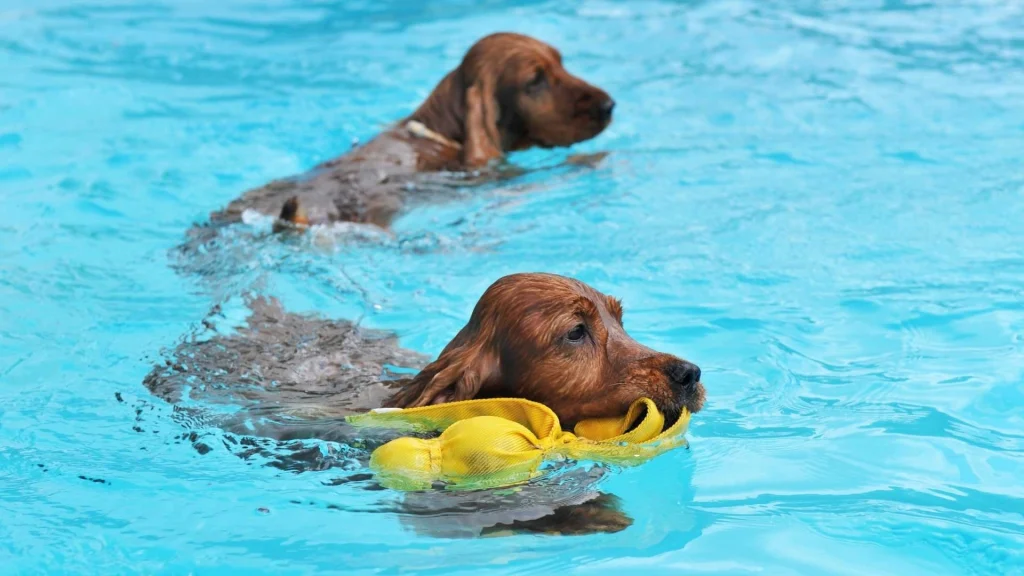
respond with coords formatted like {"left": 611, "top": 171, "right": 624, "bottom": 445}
{"left": 2, "top": 0, "right": 1024, "bottom": 573}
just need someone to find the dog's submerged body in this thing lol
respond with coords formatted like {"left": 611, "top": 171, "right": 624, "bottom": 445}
{"left": 207, "top": 33, "right": 614, "bottom": 229}
{"left": 144, "top": 295, "right": 428, "bottom": 419}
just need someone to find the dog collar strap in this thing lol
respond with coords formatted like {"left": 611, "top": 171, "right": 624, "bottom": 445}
{"left": 404, "top": 120, "right": 463, "bottom": 150}
{"left": 347, "top": 397, "right": 691, "bottom": 491}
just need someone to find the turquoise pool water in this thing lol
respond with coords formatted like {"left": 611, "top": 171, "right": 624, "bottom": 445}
{"left": 3, "top": 0, "right": 1024, "bottom": 573}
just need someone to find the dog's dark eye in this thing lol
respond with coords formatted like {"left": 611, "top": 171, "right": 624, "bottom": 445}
{"left": 566, "top": 323, "right": 586, "bottom": 343}
{"left": 525, "top": 68, "right": 547, "bottom": 95}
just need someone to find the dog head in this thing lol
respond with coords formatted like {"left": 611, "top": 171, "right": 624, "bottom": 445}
{"left": 410, "top": 33, "right": 614, "bottom": 162}
{"left": 384, "top": 273, "right": 704, "bottom": 428}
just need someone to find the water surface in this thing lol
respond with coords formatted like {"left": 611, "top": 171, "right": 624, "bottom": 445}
{"left": 2, "top": 0, "right": 1024, "bottom": 573}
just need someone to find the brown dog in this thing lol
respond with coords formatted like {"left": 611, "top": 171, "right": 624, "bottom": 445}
{"left": 383, "top": 273, "right": 704, "bottom": 428}
{"left": 146, "top": 273, "right": 703, "bottom": 438}
{"left": 208, "top": 33, "right": 614, "bottom": 229}
{"left": 144, "top": 273, "right": 701, "bottom": 536}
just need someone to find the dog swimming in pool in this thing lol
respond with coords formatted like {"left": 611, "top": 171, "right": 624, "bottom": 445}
{"left": 198, "top": 32, "right": 614, "bottom": 234}
{"left": 145, "top": 273, "right": 705, "bottom": 537}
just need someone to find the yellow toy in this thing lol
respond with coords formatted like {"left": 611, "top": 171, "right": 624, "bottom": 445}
{"left": 346, "top": 397, "right": 691, "bottom": 491}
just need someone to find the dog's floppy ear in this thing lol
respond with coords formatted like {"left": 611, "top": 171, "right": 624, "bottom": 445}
{"left": 462, "top": 72, "right": 504, "bottom": 167}
{"left": 383, "top": 330, "right": 500, "bottom": 408}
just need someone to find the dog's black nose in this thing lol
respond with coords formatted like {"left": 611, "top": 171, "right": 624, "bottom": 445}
{"left": 667, "top": 361, "right": 701, "bottom": 391}
{"left": 597, "top": 98, "right": 615, "bottom": 121}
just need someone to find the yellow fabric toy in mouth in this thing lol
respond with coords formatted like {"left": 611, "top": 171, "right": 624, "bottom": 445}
{"left": 346, "top": 398, "right": 691, "bottom": 491}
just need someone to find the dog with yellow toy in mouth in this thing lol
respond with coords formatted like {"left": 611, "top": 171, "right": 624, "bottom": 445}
{"left": 146, "top": 272, "right": 704, "bottom": 535}
{"left": 353, "top": 272, "right": 704, "bottom": 491}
